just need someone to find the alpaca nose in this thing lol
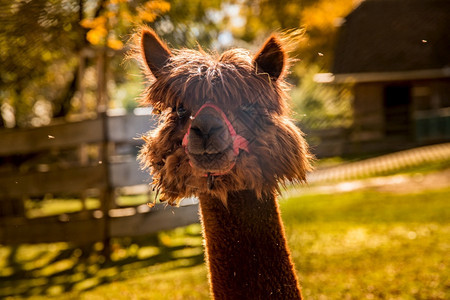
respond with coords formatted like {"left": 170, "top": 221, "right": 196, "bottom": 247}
{"left": 189, "top": 113, "right": 229, "bottom": 153}
{"left": 190, "top": 114, "right": 225, "bottom": 139}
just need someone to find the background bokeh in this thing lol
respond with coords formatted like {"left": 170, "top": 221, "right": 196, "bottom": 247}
{"left": 0, "top": 1, "right": 449, "bottom": 299}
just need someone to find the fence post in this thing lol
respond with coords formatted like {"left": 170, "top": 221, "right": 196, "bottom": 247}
{"left": 99, "top": 111, "right": 115, "bottom": 259}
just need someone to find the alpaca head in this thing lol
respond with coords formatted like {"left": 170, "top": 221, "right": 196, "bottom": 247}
{"left": 137, "top": 29, "right": 312, "bottom": 206}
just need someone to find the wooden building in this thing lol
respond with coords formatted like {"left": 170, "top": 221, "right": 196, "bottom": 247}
{"left": 318, "top": 0, "right": 450, "bottom": 154}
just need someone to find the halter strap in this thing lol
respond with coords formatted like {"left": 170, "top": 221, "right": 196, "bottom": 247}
{"left": 182, "top": 103, "right": 250, "bottom": 176}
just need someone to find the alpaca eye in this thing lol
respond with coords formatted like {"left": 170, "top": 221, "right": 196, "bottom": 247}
{"left": 176, "top": 106, "right": 187, "bottom": 118}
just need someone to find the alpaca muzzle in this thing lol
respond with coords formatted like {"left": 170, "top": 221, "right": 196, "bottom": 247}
{"left": 182, "top": 103, "right": 250, "bottom": 178}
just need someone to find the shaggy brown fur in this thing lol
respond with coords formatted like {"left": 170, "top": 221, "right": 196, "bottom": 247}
{"left": 136, "top": 29, "right": 311, "bottom": 206}
{"left": 134, "top": 28, "right": 312, "bottom": 299}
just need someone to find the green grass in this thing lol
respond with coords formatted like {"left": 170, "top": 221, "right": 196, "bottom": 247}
{"left": 281, "top": 188, "right": 450, "bottom": 299}
{"left": 25, "top": 198, "right": 101, "bottom": 218}
{"left": 1, "top": 187, "right": 449, "bottom": 299}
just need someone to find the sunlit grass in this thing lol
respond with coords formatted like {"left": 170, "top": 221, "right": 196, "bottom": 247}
{"left": 24, "top": 194, "right": 151, "bottom": 218}
{"left": 281, "top": 188, "right": 450, "bottom": 224}
{"left": 25, "top": 198, "right": 101, "bottom": 218}
{"left": 116, "top": 194, "right": 149, "bottom": 207}
{"left": 77, "top": 264, "right": 210, "bottom": 300}
{"left": 286, "top": 222, "right": 449, "bottom": 299}
{"left": 1, "top": 186, "right": 449, "bottom": 299}
{"left": 281, "top": 188, "right": 450, "bottom": 300}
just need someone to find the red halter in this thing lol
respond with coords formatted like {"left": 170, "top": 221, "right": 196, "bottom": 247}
{"left": 182, "top": 103, "right": 250, "bottom": 176}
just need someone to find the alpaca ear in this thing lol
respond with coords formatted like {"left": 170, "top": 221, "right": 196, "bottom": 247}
{"left": 253, "top": 35, "right": 285, "bottom": 80}
{"left": 141, "top": 29, "right": 172, "bottom": 77}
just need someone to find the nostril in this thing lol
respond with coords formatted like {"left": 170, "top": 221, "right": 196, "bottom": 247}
{"left": 191, "top": 127, "right": 204, "bottom": 137}
{"left": 190, "top": 125, "right": 224, "bottom": 138}
{"left": 209, "top": 126, "right": 224, "bottom": 135}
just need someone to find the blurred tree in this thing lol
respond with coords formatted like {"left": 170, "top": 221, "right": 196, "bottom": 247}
{"left": 0, "top": 0, "right": 359, "bottom": 128}
{"left": 237, "top": 0, "right": 359, "bottom": 70}
{"left": 290, "top": 65, "right": 353, "bottom": 129}
{"left": 79, "top": 0, "right": 171, "bottom": 113}
{"left": 0, "top": 0, "right": 84, "bottom": 127}
{"left": 299, "top": 0, "right": 359, "bottom": 69}
{"left": 152, "top": 0, "right": 223, "bottom": 48}
{"left": 238, "top": 0, "right": 309, "bottom": 42}
{"left": 0, "top": 0, "right": 168, "bottom": 127}
{"left": 0, "top": 0, "right": 229, "bottom": 128}
{"left": 80, "top": 0, "right": 170, "bottom": 50}
{"left": 234, "top": 0, "right": 359, "bottom": 130}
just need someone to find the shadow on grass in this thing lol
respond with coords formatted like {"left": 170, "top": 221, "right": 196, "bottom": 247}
{"left": 0, "top": 224, "right": 205, "bottom": 298}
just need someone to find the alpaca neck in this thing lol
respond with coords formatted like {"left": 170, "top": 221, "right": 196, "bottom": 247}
{"left": 198, "top": 190, "right": 302, "bottom": 300}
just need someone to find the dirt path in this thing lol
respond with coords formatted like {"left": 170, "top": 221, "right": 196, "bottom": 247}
{"left": 282, "top": 143, "right": 450, "bottom": 198}
{"left": 307, "top": 142, "right": 450, "bottom": 184}
{"left": 291, "top": 168, "right": 450, "bottom": 196}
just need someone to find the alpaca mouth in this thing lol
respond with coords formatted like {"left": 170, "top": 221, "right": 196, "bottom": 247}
{"left": 189, "top": 149, "right": 236, "bottom": 174}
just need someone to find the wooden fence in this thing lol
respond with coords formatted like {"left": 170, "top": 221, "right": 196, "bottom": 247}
{"left": 303, "top": 127, "right": 350, "bottom": 158}
{"left": 304, "top": 109, "right": 450, "bottom": 158}
{"left": 0, "top": 113, "right": 199, "bottom": 246}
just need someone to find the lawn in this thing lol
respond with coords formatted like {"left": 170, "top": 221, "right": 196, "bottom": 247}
{"left": 283, "top": 188, "right": 450, "bottom": 299}
{"left": 1, "top": 185, "right": 449, "bottom": 299}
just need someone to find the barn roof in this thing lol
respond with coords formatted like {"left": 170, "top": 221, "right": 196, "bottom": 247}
{"left": 332, "top": 0, "right": 450, "bottom": 76}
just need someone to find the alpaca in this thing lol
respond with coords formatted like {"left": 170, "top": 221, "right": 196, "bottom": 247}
{"left": 135, "top": 28, "right": 312, "bottom": 299}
